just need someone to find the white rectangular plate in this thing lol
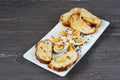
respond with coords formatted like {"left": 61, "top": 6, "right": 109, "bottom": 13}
{"left": 23, "top": 20, "right": 110, "bottom": 77}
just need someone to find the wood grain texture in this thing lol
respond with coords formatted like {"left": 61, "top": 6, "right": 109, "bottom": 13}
{"left": 0, "top": 0, "right": 120, "bottom": 80}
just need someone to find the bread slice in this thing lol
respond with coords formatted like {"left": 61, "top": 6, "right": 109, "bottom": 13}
{"left": 69, "top": 13, "right": 96, "bottom": 34}
{"left": 59, "top": 8, "right": 80, "bottom": 27}
{"left": 48, "top": 50, "right": 78, "bottom": 71}
{"left": 80, "top": 8, "right": 102, "bottom": 28}
{"left": 35, "top": 39, "right": 53, "bottom": 64}
{"left": 59, "top": 8, "right": 102, "bottom": 34}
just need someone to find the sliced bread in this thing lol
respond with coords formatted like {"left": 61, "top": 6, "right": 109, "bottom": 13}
{"left": 48, "top": 50, "right": 78, "bottom": 71}
{"left": 59, "top": 8, "right": 102, "bottom": 34}
{"left": 69, "top": 13, "right": 96, "bottom": 34}
{"left": 35, "top": 39, "right": 53, "bottom": 64}
{"left": 59, "top": 8, "right": 80, "bottom": 27}
{"left": 80, "top": 8, "right": 102, "bottom": 28}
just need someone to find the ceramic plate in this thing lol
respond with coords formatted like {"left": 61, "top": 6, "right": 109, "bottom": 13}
{"left": 23, "top": 20, "right": 110, "bottom": 77}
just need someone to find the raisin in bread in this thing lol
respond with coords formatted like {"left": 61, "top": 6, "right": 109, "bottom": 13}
{"left": 35, "top": 39, "right": 53, "bottom": 64}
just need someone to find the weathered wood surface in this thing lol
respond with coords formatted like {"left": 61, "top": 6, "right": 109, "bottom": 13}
{"left": 0, "top": 0, "right": 120, "bottom": 80}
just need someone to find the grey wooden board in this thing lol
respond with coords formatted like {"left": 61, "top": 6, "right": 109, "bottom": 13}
{"left": 0, "top": 0, "right": 120, "bottom": 80}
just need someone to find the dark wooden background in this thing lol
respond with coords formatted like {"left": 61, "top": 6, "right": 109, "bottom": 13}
{"left": 0, "top": 0, "right": 120, "bottom": 80}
